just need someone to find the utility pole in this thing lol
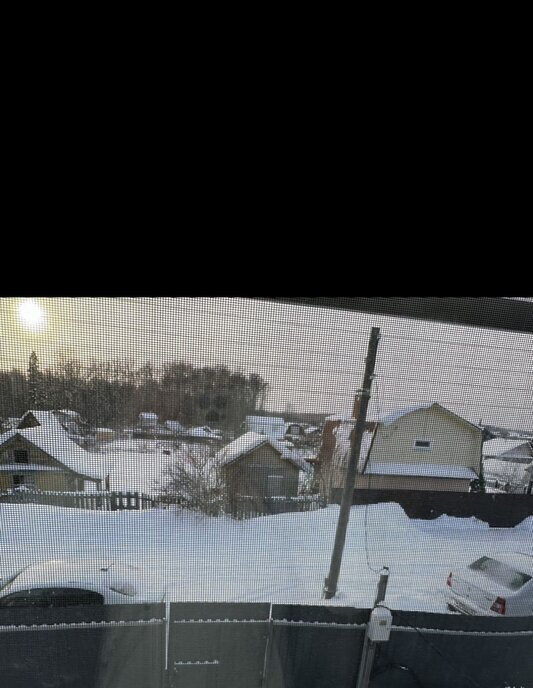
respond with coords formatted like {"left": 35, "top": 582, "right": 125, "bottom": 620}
{"left": 323, "top": 326, "right": 381, "bottom": 599}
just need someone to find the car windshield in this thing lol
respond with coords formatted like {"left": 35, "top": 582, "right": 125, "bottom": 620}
{"left": 468, "top": 556, "right": 533, "bottom": 591}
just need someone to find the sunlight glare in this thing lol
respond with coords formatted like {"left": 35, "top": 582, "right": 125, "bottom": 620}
{"left": 18, "top": 299, "right": 47, "bottom": 331}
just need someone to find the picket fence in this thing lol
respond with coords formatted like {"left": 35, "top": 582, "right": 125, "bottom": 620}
{"left": 0, "top": 489, "right": 155, "bottom": 511}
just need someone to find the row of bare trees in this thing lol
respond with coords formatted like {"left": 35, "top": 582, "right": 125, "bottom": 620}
{"left": 0, "top": 354, "right": 269, "bottom": 432}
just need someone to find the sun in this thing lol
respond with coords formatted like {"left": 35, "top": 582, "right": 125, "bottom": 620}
{"left": 18, "top": 299, "right": 47, "bottom": 332}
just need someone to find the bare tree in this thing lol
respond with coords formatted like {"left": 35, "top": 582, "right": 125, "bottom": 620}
{"left": 156, "top": 443, "right": 225, "bottom": 515}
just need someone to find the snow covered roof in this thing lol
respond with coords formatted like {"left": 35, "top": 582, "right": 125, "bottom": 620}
{"left": 56, "top": 409, "right": 81, "bottom": 418}
{"left": 165, "top": 420, "right": 185, "bottom": 431}
{"left": 188, "top": 426, "right": 222, "bottom": 438}
{"left": 363, "top": 461, "right": 477, "bottom": 480}
{"left": 326, "top": 415, "right": 356, "bottom": 423}
{"left": 216, "top": 432, "right": 309, "bottom": 471}
{"left": 380, "top": 405, "right": 433, "bottom": 426}
{"left": 18, "top": 410, "right": 65, "bottom": 433}
{"left": 245, "top": 416, "right": 286, "bottom": 437}
{"left": 483, "top": 438, "right": 533, "bottom": 458}
{"left": 0, "top": 427, "right": 102, "bottom": 481}
{"left": 304, "top": 426, "right": 320, "bottom": 434}
{"left": 379, "top": 403, "right": 480, "bottom": 431}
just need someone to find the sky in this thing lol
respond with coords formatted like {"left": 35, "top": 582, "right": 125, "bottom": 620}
{"left": 0, "top": 297, "right": 531, "bottom": 429}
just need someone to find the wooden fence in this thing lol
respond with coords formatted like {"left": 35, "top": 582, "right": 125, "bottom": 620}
{"left": 0, "top": 490, "right": 155, "bottom": 511}
{"left": 232, "top": 495, "right": 326, "bottom": 520}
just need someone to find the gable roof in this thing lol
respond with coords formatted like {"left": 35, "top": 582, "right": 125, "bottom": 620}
{"left": 483, "top": 438, "right": 533, "bottom": 459}
{"left": 0, "top": 427, "right": 102, "bottom": 481}
{"left": 18, "top": 410, "right": 66, "bottom": 432}
{"left": 379, "top": 403, "right": 481, "bottom": 432}
{"left": 216, "top": 432, "right": 310, "bottom": 471}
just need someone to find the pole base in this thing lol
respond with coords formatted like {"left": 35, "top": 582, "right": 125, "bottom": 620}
{"left": 322, "top": 579, "right": 336, "bottom": 599}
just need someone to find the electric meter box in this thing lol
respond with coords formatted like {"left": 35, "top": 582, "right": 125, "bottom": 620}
{"left": 367, "top": 606, "right": 392, "bottom": 642}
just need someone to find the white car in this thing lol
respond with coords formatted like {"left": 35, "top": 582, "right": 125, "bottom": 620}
{"left": 445, "top": 551, "right": 533, "bottom": 616}
{"left": 0, "top": 559, "right": 165, "bottom": 607}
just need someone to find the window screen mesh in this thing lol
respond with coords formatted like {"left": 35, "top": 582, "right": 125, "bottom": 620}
{"left": 0, "top": 297, "right": 531, "bottom": 687}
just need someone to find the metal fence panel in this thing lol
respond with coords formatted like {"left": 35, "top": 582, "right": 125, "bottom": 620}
{"left": 0, "top": 604, "right": 165, "bottom": 688}
{"left": 372, "top": 610, "right": 533, "bottom": 688}
{"left": 265, "top": 605, "right": 368, "bottom": 688}
{"left": 168, "top": 603, "right": 270, "bottom": 688}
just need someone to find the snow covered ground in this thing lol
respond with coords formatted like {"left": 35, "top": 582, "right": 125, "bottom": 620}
{"left": 93, "top": 437, "right": 176, "bottom": 495}
{"left": 1, "top": 502, "right": 531, "bottom": 613}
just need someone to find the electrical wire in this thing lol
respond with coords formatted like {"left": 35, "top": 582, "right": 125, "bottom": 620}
{"left": 382, "top": 333, "right": 532, "bottom": 353}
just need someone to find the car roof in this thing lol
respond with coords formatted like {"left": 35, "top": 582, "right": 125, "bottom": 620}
{"left": 4, "top": 559, "right": 139, "bottom": 594}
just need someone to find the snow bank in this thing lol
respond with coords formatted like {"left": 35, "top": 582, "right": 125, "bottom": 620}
{"left": 1, "top": 502, "right": 531, "bottom": 613}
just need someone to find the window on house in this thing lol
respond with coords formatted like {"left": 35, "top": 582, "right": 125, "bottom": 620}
{"left": 14, "top": 449, "right": 29, "bottom": 463}
{"left": 12, "top": 474, "right": 25, "bottom": 486}
{"left": 414, "top": 440, "right": 431, "bottom": 449}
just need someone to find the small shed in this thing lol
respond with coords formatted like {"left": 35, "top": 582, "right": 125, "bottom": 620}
{"left": 216, "top": 432, "right": 307, "bottom": 514}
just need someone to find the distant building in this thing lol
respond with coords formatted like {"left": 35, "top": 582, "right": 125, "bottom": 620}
{"left": 244, "top": 415, "right": 286, "bottom": 440}
{"left": 483, "top": 438, "right": 533, "bottom": 465}
{"left": 483, "top": 439, "right": 533, "bottom": 493}
{"left": 138, "top": 412, "right": 159, "bottom": 428}
{"left": 186, "top": 426, "right": 223, "bottom": 441}
{"left": 164, "top": 420, "right": 186, "bottom": 436}
{"left": 132, "top": 413, "right": 172, "bottom": 440}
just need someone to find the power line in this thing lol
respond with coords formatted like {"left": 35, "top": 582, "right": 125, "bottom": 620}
{"left": 382, "top": 333, "right": 532, "bottom": 353}
{"left": 373, "top": 359, "right": 533, "bottom": 375}
{"left": 379, "top": 374, "right": 532, "bottom": 393}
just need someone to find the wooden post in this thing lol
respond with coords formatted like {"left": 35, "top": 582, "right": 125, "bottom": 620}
{"left": 323, "top": 326, "right": 381, "bottom": 599}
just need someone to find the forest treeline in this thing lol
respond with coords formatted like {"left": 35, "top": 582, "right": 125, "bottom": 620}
{"left": 0, "top": 355, "right": 269, "bottom": 431}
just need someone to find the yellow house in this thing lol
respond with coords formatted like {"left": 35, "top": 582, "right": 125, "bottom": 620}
{"left": 355, "top": 403, "right": 483, "bottom": 492}
{"left": 0, "top": 425, "right": 102, "bottom": 492}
